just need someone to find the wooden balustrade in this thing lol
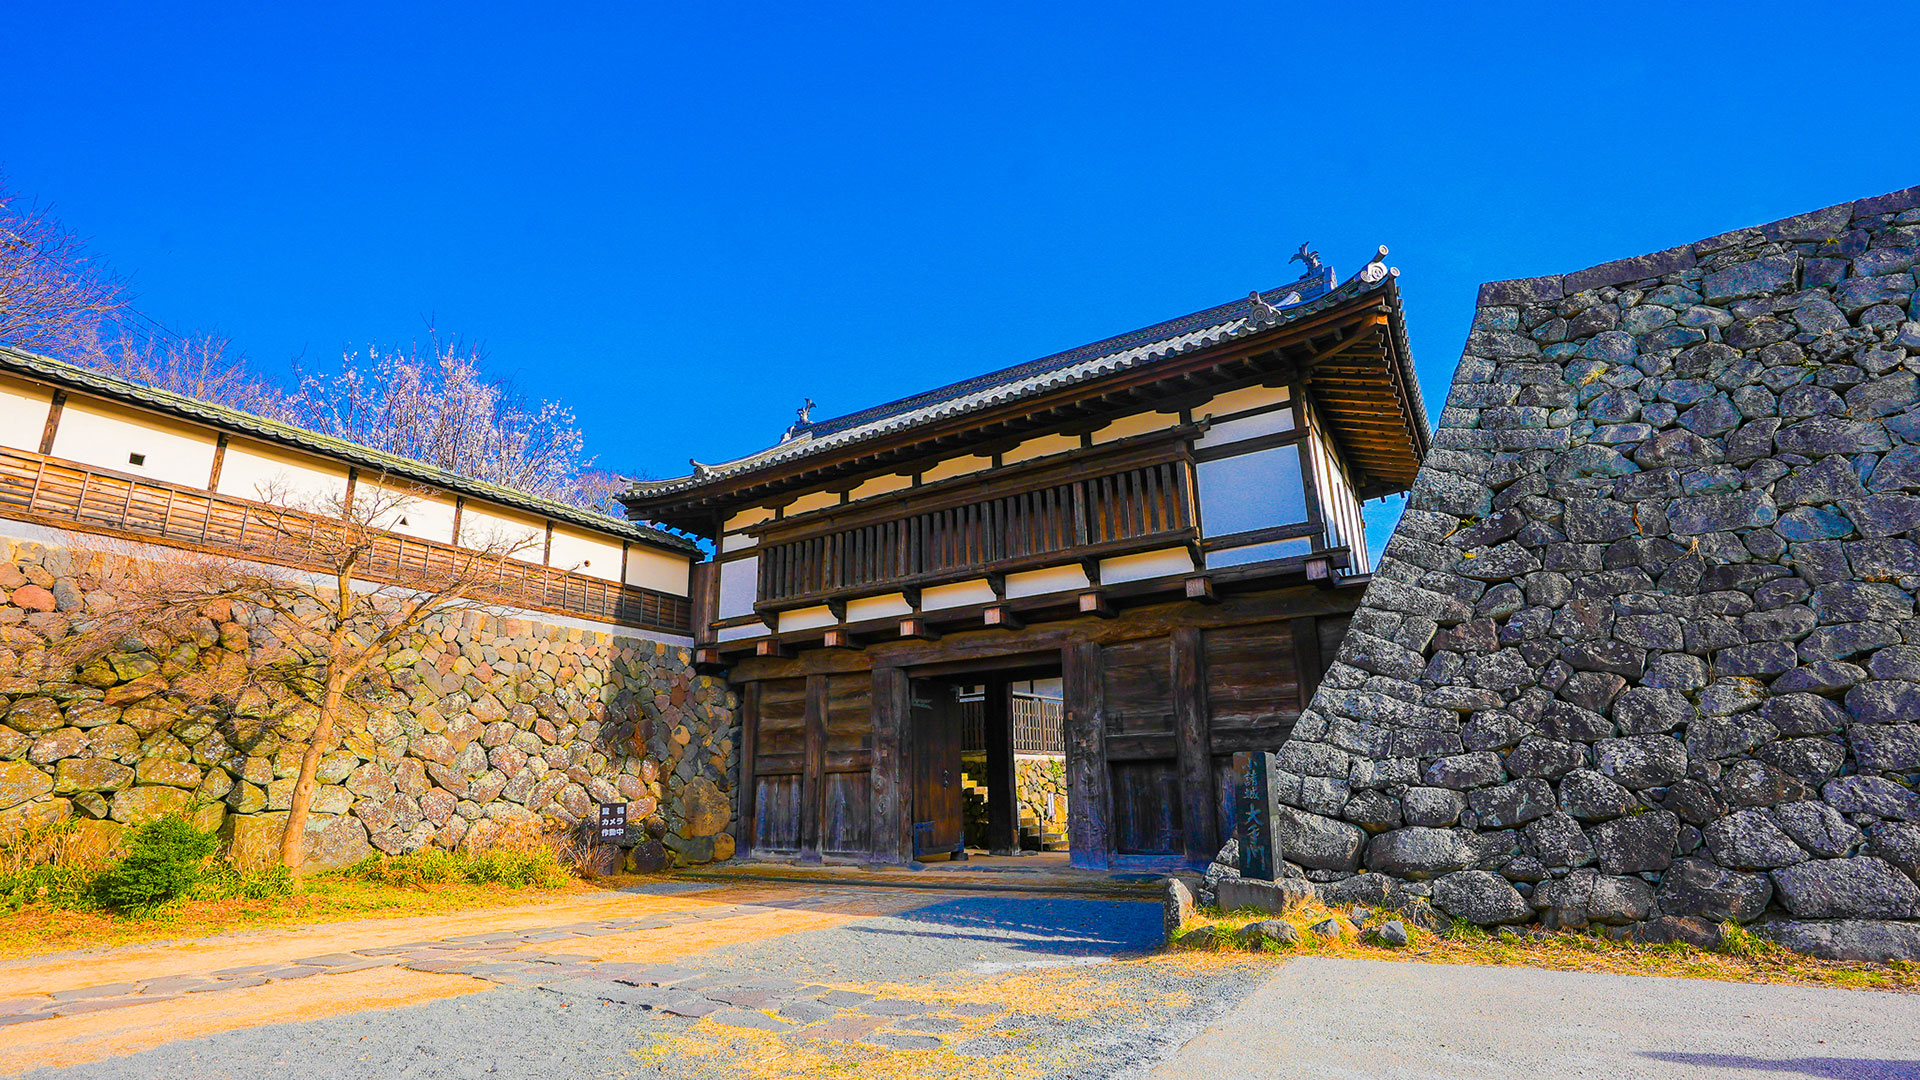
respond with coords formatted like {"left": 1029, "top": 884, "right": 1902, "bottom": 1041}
{"left": 756, "top": 458, "right": 1194, "bottom": 609}
{"left": 0, "top": 446, "right": 690, "bottom": 634}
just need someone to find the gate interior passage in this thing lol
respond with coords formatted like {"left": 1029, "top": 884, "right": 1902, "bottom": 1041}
{"left": 908, "top": 668, "right": 1057, "bottom": 860}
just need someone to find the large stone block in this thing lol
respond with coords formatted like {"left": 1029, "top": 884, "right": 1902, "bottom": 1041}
{"left": 1770, "top": 857, "right": 1920, "bottom": 920}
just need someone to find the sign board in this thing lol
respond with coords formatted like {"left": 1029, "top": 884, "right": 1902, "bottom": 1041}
{"left": 597, "top": 802, "right": 629, "bottom": 846}
{"left": 1235, "top": 751, "right": 1281, "bottom": 882}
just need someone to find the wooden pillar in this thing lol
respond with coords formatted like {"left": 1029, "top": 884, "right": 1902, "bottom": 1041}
{"left": 985, "top": 676, "right": 1017, "bottom": 856}
{"left": 1063, "top": 641, "right": 1111, "bottom": 870}
{"left": 800, "top": 673, "right": 828, "bottom": 864}
{"left": 1172, "top": 626, "right": 1217, "bottom": 866}
{"left": 207, "top": 433, "right": 229, "bottom": 491}
{"left": 38, "top": 390, "right": 65, "bottom": 455}
{"left": 738, "top": 682, "right": 761, "bottom": 855}
{"left": 868, "top": 664, "right": 911, "bottom": 864}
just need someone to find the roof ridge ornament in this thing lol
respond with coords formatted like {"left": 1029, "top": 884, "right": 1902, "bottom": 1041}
{"left": 1290, "top": 242, "right": 1322, "bottom": 277}
{"left": 780, "top": 398, "right": 818, "bottom": 443}
{"left": 1358, "top": 245, "right": 1392, "bottom": 284}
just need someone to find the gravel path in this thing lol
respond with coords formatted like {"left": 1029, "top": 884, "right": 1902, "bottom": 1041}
{"left": 18, "top": 885, "right": 1261, "bottom": 1080}
{"left": 1153, "top": 956, "right": 1920, "bottom": 1080}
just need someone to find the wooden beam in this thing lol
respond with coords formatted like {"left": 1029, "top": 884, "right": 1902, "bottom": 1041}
{"left": 1172, "top": 626, "right": 1217, "bottom": 865}
{"left": 822, "top": 627, "right": 860, "bottom": 650}
{"left": 756, "top": 638, "right": 794, "bottom": 659}
{"left": 983, "top": 604, "right": 1023, "bottom": 630}
{"left": 799, "top": 674, "right": 828, "bottom": 864}
{"left": 898, "top": 617, "right": 939, "bottom": 641}
{"left": 1063, "top": 641, "right": 1111, "bottom": 870}
{"left": 868, "top": 665, "right": 911, "bottom": 865}
{"left": 1184, "top": 576, "right": 1218, "bottom": 604}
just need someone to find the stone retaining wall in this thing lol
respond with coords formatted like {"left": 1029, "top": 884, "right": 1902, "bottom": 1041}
{"left": 0, "top": 538, "right": 738, "bottom": 873}
{"left": 1269, "top": 184, "right": 1920, "bottom": 959}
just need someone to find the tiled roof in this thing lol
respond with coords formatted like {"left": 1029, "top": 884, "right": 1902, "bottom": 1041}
{"left": 627, "top": 262, "right": 1398, "bottom": 500}
{"left": 0, "top": 345, "right": 699, "bottom": 553}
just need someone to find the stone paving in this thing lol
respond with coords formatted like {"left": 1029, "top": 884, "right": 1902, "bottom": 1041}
{"left": 0, "top": 884, "right": 1027, "bottom": 1055}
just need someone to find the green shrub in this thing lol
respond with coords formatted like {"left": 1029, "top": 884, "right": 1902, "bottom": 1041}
{"left": 93, "top": 816, "right": 221, "bottom": 912}
{"left": 342, "top": 847, "right": 568, "bottom": 890}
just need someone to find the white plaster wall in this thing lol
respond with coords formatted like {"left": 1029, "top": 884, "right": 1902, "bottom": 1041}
{"left": 848, "top": 473, "right": 912, "bottom": 502}
{"left": 785, "top": 489, "right": 841, "bottom": 516}
{"left": 921, "top": 578, "right": 996, "bottom": 610}
{"left": 1004, "top": 564, "right": 1090, "bottom": 598}
{"left": 920, "top": 454, "right": 991, "bottom": 484}
{"left": 623, "top": 546, "right": 692, "bottom": 596}
{"left": 1091, "top": 410, "right": 1180, "bottom": 445}
{"left": 1099, "top": 546, "right": 1194, "bottom": 584}
{"left": 777, "top": 605, "right": 837, "bottom": 633}
{"left": 457, "top": 502, "right": 547, "bottom": 565}
{"left": 720, "top": 531, "right": 757, "bottom": 554}
{"left": 215, "top": 439, "right": 351, "bottom": 507}
{"left": 1201, "top": 383, "right": 1291, "bottom": 418}
{"left": 726, "top": 506, "right": 775, "bottom": 531}
{"left": 51, "top": 399, "right": 217, "bottom": 487}
{"left": 361, "top": 481, "right": 459, "bottom": 544}
{"left": 548, "top": 525, "right": 625, "bottom": 582}
{"left": 1002, "top": 432, "right": 1081, "bottom": 466}
{"left": 1195, "top": 406, "right": 1294, "bottom": 448}
{"left": 0, "top": 378, "right": 53, "bottom": 452}
{"left": 845, "top": 592, "right": 913, "bottom": 622}
{"left": 717, "top": 556, "right": 759, "bottom": 618}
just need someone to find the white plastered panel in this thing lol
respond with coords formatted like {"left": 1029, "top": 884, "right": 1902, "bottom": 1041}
{"left": 51, "top": 399, "right": 217, "bottom": 488}
{"left": 920, "top": 454, "right": 991, "bottom": 484}
{"left": 548, "top": 525, "right": 626, "bottom": 582}
{"left": 1091, "top": 410, "right": 1180, "bottom": 445}
{"left": 778, "top": 605, "right": 837, "bottom": 633}
{"left": 0, "top": 378, "right": 53, "bottom": 453}
{"left": 1002, "top": 432, "right": 1081, "bottom": 465}
{"left": 1099, "top": 546, "right": 1194, "bottom": 584}
{"left": 920, "top": 578, "right": 996, "bottom": 610}
{"left": 457, "top": 502, "right": 547, "bottom": 564}
{"left": 1004, "top": 564, "right": 1090, "bottom": 598}
{"left": 216, "top": 440, "right": 351, "bottom": 507}
{"left": 623, "top": 546, "right": 691, "bottom": 596}
{"left": 846, "top": 592, "right": 913, "bottom": 622}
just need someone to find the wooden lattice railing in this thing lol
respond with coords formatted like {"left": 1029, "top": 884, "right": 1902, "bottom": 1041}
{"left": 0, "top": 446, "right": 690, "bottom": 634}
{"left": 756, "top": 458, "right": 1194, "bottom": 608}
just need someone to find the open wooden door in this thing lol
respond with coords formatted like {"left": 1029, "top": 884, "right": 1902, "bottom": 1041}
{"left": 909, "top": 680, "right": 965, "bottom": 859}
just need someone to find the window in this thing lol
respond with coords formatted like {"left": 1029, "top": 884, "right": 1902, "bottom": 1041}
{"left": 127, "top": 452, "right": 146, "bottom": 466}
{"left": 717, "top": 556, "right": 759, "bottom": 618}
{"left": 1192, "top": 391, "right": 1319, "bottom": 570}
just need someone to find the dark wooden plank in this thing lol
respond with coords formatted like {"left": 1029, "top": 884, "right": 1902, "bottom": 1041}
{"left": 754, "top": 776, "right": 803, "bottom": 853}
{"left": 1063, "top": 641, "right": 1111, "bottom": 870}
{"left": 1291, "top": 615, "right": 1324, "bottom": 711}
{"left": 822, "top": 772, "right": 871, "bottom": 855}
{"left": 1108, "top": 759, "right": 1182, "bottom": 855}
{"left": 867, "top": 665, "right": 910, "bottom": 864}
{"left": 738, "top": 681, "right": 761, "bottom": 853}
{"left": 1171, "top": 626, "right": 1216, "bottom": 865}
{"left": 799, "top": 674, "right": 828, "bottom": 865}
{"left": 1102, "top": 732, "right": 1178, "bottom": 761}
{"left": 984, "top": 676, "right": 1017, "bottom": 855}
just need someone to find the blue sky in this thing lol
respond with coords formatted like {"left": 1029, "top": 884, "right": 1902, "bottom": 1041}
{"left": 11, "top": 4, "right": 1918, "bottom": 558}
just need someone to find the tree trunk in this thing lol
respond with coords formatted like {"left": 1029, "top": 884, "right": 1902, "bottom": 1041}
{"left": 279, "top": 670, "right": 344, "bottom": 876}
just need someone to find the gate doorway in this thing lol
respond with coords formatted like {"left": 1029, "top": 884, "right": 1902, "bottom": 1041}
{"left": 908, "top": 665, "right": 1064, "bottom": 861}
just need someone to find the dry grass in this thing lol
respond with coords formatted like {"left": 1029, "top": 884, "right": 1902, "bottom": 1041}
{"left": 1173, "top": 897, "right": 1920, "bottom": 993}
{"left": 0, "top": 874, "right": 623, "bottom": 960}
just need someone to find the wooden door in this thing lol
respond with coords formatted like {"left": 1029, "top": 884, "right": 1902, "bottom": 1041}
{"left": 910, "top": 681, "right": 965, "bottom": 858}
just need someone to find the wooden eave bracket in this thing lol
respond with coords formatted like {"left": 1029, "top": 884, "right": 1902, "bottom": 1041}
{"left": 983, "top": 604, "right": 1024, "bottom": 630}
{"left": 755, "top": 638, "right": 794, "bottom": 659}
{"left": 898, "top": 616, "right": 939, "bottom": 641}
{"left": 822, "top": 627, "right": 860, "bottom": 650}
{"left": 1184, "top": 575, "right": 1219, "bottom": 604}
{"left": 1077, "top": 590, "right": 1115, "bottom": 618}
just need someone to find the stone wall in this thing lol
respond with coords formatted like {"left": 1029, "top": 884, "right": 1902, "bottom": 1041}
{"left": 1270, "top": 184, "right": 1920, "bottom": 959}
{"left": 0, "top": 538, "right": 739, "bottom": 873}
